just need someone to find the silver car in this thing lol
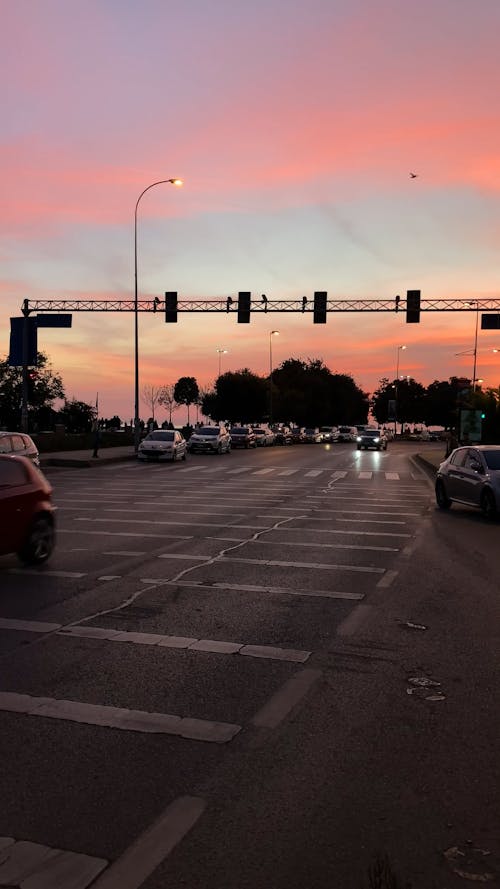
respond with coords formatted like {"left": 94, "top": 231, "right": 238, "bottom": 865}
{"left": 0, "top": 432, "right": 40, "bottom": 466}
{"left": 138, "top": 430, "right": 187, "bottom": 462}
{"left": 435, "top": 445, "right": 500, "bottom": 519}
{"left": 187, "top": 426, "right": 231, "bottom": 454}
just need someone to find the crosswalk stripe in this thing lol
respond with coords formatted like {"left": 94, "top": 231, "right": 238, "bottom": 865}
{"left": 227, "top": 468, "right": 251, "bottom": 474}
{"left": 331, "top": 471, "right": 348, "bottom": 479}
{"left": 304, "top": 470, "right": 324, "bottom": 476}
{"left": 385, "top": 472, "right": 400, "bottom": 480}
{"left": 277, "top": 469, "right": 298, "bottom": 476}
{"left": 358, "top": 471, "right": 373, "bottom": 479}
{"left": 253, "top": 468, "right": 276, "bottom": 475}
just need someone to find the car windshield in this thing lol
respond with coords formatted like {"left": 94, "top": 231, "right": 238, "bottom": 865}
{"left": 199, "top": 428, "right": 219, "bottom": 436}
{"left": 483, "top": 450, "right": 500, "bottom": 470}
{"left": 363, "top": 430, "right": 379, "bottom": 437}
{"left": 146, "top": 432, "right": 174, "bottom": 441}
{"left": 339, "top": 427, "right": 352, "bottom": 433}
{"left": 231, "top": 428, "right": 248, "bottom": 434}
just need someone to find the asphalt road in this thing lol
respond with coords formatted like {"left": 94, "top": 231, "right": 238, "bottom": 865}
{"left": 0, "top": 442, "right": 498, "bottom": 889}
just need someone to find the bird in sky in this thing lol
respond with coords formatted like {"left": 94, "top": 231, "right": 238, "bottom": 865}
{"left": 409, "top": 172, "right": 418, "bottom": 178}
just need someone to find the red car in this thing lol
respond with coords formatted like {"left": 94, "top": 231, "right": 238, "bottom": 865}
{"left": 0, "top": 455, "right": 56, "bottom": 565}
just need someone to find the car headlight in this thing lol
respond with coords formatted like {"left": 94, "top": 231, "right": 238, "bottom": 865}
{"left": 374, "top": 437, "right": 380, "bottom": 443}
{"left": 357, "top": 436, "right": 362, "bottom": 442}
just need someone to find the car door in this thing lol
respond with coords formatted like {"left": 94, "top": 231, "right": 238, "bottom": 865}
{"left": 446, "top": 448, "right": 478, "bottom": 503}
{"left": 455, "top": 448, "right": 486, "bottom": 506}
{"left": 0, "top": 459, "right": 32, "bottom": 554}
{"left": 443, "top": 448, "right": 468, "bottom": 499}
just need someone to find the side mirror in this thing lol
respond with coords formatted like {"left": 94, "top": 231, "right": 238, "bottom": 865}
{"left": 470, "top": 459, "right": 484, "bottom": 474}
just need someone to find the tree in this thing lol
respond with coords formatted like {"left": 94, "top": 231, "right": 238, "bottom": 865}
{"left": 158, "top": 384, "right": 176, "bottom": 425}
{"left": 371, "top": 377, "right": 426, "bottom": 426}
{"left": 0, "top": 352, "right": 65, "bottom": 431}
{"left": 57, "top": 398, "right": 95, "bottom": 433}
{"left": 141, "top": 384, "right": 162, "bottom": 423}
{"left": 174, "top": 376, "right": 199, "bottom": 425}
{"left": 272, "top": 359, "right": 368, "bottom": 427}
{"left": 202, "top": 370, "right": 268, "bottom": 424}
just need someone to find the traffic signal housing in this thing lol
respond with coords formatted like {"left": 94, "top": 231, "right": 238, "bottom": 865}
{"left": 165, "top": 292, "right": 178, "bottom": 323}
{"left": 313, "top": 291, "right": 327, "bottom": 324}
{"left": 238, "top": 291, "right": 251, "bottom": 323}
{"left": 406, "top": 289, "right": 421, "bottom": 323}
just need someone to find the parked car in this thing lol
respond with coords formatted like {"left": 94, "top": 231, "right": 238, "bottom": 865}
{"left": 273, "top": 426, "right": 293, "bottom": 446}
{"left": 303, "top": 428, "right": 322, "bottom": 443}
{"left": 230, "top": 426, "right": 257, "bottom": 448}
{"left": 319, "top": 426, "right": 338, "bottom": 442}
{"left": 252, "top": 427, "right": 275, "bottom": 446}
{"left": 138, "top": 429, "right": 187, "bottom": 462}
{"left": 356, "top": 428, "right": 388, "bottom": 451}
{"left": 336, "top": 425, "right": 357, "bottom": 442}
{"left": 435, "top": 445, "right": 500, "bottom": 519}
{"left": 187, "top": 426, "right": 231, "bottom": 454}
{"left": 0, "top": 432, "right": 40, "bottom": 467}
{"left": 0, "top": 455, "right": 56, "bottom": 564}
{"left": 290, "top": 427, "right": 305, "bottom": 444}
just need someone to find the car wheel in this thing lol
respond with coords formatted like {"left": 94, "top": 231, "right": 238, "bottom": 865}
{"left": 182, "top": 452, "right": 187, "bottom": 461}
{"left": 435, "top": 480, "right": 452, "bottom": 510}
{"left": 18, "top": 516, "right": 55, "bottom": 565}
{"left": 172, "top": 451, "right": 177, "bottom": 462}
{"left": 356, "top": 445, "right": 361, "bottom": 450}
{"left": 217, "top": 444, "right": 222, "bottom": 454}
{"left": 480, "top": 489, "right": 497, "bottom": 520}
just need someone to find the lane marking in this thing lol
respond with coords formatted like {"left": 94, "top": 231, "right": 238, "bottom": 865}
{"left": 304, "top": 470, "right": 324, "bottom": 476}
{"left": 252, "top": 669, "right": 322, "bottom": 729}
{"left": 6, "top": 568, "right": 86, "bottom": 579}
{"left": 358, "top": 471, "right": 373, "bottom": 479}
{"left": 241, "top": 537, "right": 398, "bottom": 552}
{"left": 0, "top": 692, "right": 241, "bottom": 743}
{"left": 253, "top": 468, "right": 276, "bottom": 475}
{"left": 0, "top": 837, "right": 107, "bottom": 888}
{"left": 0, "top": 618, "right": 62, "bottom": 633}
{"left": 98, "top": 576, "right": 121, "bottom": 582}
{"left": 157, "top": 553, "right": 213, "bottom": 561}
{"left": 227, "top": 468, "right": 252, "bottom": 474}
{"left": 337, "top": 604, "right": 374, "bottom": 637}
{"left": 331, "top": 471, "right": 348, "bottom": 479}
{"left": 385, "top": 472, "right": 400, "bottom": 480}
{"left": 277, "top": 469, "right": 298, "bottom": 476}
{"left": 169, "top": 581, "right": 364, "bottom": 600}
{"left": 303, "top": 509, "right": 420, "bottom": 517}
{"left": 376, "top": 569, "right": 398, "bottom": 588}
{"left": 74, "top": 518, "right": 232, "bottom": 528}
{"left": 103, "top": 551, "right": 146, "bottom": 556}
{"left": 221, "top": 556, "right": 384, "bottom": 573}
{"left": 91, "top": 796, "right": 205, "bottom": 889}
{"left": 59, "top": 530, "right": 192, "bottom": 539}
{"left": 274, "top": 526, "right": 411, "bottom": 538}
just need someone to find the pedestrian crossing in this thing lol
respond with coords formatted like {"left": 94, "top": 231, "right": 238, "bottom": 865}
{"left": 164, "top": 466, "right": 423, "bottom": 481}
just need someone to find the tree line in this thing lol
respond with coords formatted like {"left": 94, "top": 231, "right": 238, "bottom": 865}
{"left": 1, "top": 352, "right": 499, "bottom": 440}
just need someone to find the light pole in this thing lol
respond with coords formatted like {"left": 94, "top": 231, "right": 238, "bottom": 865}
{"left": 216, "top": 348, "right": 228, "bottom": 377}
{"left": 269, "top": 330, "right": 279, "bottom": 425}
{"left": 465, "top": 300, "right": 480, "bottom": 392}
{"left": 134, "top": 177, "right": 183, "bottom": 452}
{"left": 394, "top": 344, "right": 406, "bottom": 437}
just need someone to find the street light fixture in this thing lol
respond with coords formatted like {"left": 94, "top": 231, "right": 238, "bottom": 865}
{"left": 134, "top": 178, "right": 183, "bottom": 452}
{"left": 394, "top": 345, "right": 407, "bottom": 437}
{"left": 269, "top": 330, "right": 280, "bottom": 425}
{"left": 216, "top": 348, "right": 228, "bottom": 377}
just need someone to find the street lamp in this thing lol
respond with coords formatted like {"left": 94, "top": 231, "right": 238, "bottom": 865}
{"left": 394, "top": 345, "right": 407, "bottom": 436}
{"left": 269, "top": 330, "right": 279, "bottom": 425}
{"left": 134, "top": 177, "right": 183, "bottom": 452}
{"left": 216, "top": 348, "right": 228, "bottom": 377}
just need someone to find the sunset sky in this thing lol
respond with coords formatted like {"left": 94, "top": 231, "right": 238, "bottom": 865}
{"left": 2, "top": 0, "right": 500, "bottom": 422}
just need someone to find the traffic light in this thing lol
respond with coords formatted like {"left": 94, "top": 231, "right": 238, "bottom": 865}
{"left": 238, "top": 291, "right": 251, "bottom": 323}
{"left": 165, "top": 292, "right": 178, "bottom": 323}
{"left": 406, "top": 289, "right": 421, "bottom": 323}
{"left": 313, "top": 291, "right": 327, "bottom": 324}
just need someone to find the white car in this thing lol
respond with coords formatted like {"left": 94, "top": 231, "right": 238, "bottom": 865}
{"left": 252, "top": 427, "right": 275, "bottom": 446}
{"left": 138, "top": 430, "right": 187, "bottom": 462}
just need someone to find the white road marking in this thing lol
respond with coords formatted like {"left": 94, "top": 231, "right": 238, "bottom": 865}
{"left": 252, "top": 669, "right": 322, "bottom": 728}
{"left": 97, "top": 576, "right": 122, "bottom": 581}
{"left": 337, "top": 604, "right": 374, "bottom": 637}
{"left": 331, "top": 471, "right": 347, "bottom": 478}
{"left": 243, "top": 538, "right": 398, "bottom": 552}
{"left": 385, "top": 472, "right": 400, "bottom": 480}
{"left": 0, "top": 618, "right": 62, "bottom": 633}
{"left": 253, "top": 468, "right": 276, "bottom": 475}
{"left": 277, "top": 469, "right": 298, "bottom": 476}
{"left": 0, "top": 692, "right": 241, "bottom": 743}
{"left": 376, "top": 569, "right": 398, "bottom": 588}
{"left": 221, "top": 556, "right": 384, "bottom": 573}
{"left": 58, "top": 530, "right": 192, "bottom": 539}
{"left": 305, "top": 470, "right": 324, "bottom": 476}
{"left": 304, "top": 509, "right": 419, "bottom": 517}
{"left": 334, "top": 518, "right": 407, "bottom": 525}
{"left": 6, "top": 569, "right": 86, "bottom": 578}
{"left": 74, "top": 517, "right": 231, "bottom": 528}
{"left": 358, "top": 471, "right": 373, "bottom": 479}
{"left": 168, "top": 580, "right": 364, "bottom": 600}
{"left": 157, "top": 553, "right": 213, "bottom": 561}
{"left": 0, "top": 837, "right": 107, "bottom": 888}
{"left": 90, "top": 796, "right": 205, "bottom": 889}
{"left": 103, "top": 551, "right": 146, "bottom": 556}
{"left": 227, "top": 468, "right": 252, "bottom": 474}
{"left": 276, "top": 526, "right": 411, "bottom": 538}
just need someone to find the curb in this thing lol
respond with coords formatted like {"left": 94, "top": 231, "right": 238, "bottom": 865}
{"left": 41, "top": 453, "right": 136, "bottom": 468}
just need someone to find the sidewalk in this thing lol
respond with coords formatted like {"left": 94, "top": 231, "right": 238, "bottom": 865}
{"left": 414, "top": 445, "right": 443, "bottom": 476}
{"left": 40, "top": 445, "right": 136, "bottom": 468}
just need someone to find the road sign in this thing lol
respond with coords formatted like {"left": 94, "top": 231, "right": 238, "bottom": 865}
{"left": 8, "top": 317, "right": 37, "bottom": 366}
{"left": 36, "top": 314, "right": 72, "bottom": 328}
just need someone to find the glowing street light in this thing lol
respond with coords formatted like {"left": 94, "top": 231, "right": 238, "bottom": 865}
{"left": 133, "top": 178, "right": 183, "bottom": 452}
{"left": 216, "top": 348, "right": 228, "bottom": 377}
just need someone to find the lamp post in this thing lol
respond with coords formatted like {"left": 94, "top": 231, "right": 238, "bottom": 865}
{"left": 465, "top": 300, "right": 480, "bottom": 392}
{"left": 394, "top": 344, "right": 407, "bottom": 437}
{"left": 269, "top": 330, "right": 279, "bottom": 425}
{"left": 216, "top": 349, "right": 228, "bottom": 377}
{"left": 134, "top": 177, "right": 183, "bottom": 452}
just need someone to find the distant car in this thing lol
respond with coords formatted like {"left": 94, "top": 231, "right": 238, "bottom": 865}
{"left": 273, "top": 426, "right": 293, "bottom": 446}
{"left": 187, "top": 426, "right": 231, "bottom": 454}
{"left": 356, "top": 428, "right": 388, "bottom": 451}
{"left": 319, "top": 426, "right": 338, "bottom": 442}
{"left": 303, "top": 428, "right": 322, "bottom": 443}
{"left": 336, "top": 425, "right": 357, "bottom": 443}
{"left": 0, "top": 432, "right": 40, "bottom": 467}
{"left": 290, "top": 427, "right": 305, "bottom": 444}
{"left": 230, "top": 426, "right": 257, "bottom": 448}
{"left": 0, "top": 455, "right": 56, "bottom": 564}
{"left": 138, "top": 429, "right": 187, "bottom": 462}
{"left": 435, "top": 445, "right": 500, "bottom": 519}
{"left": 252, "top": 427, "right": 275, "bottom": 446}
